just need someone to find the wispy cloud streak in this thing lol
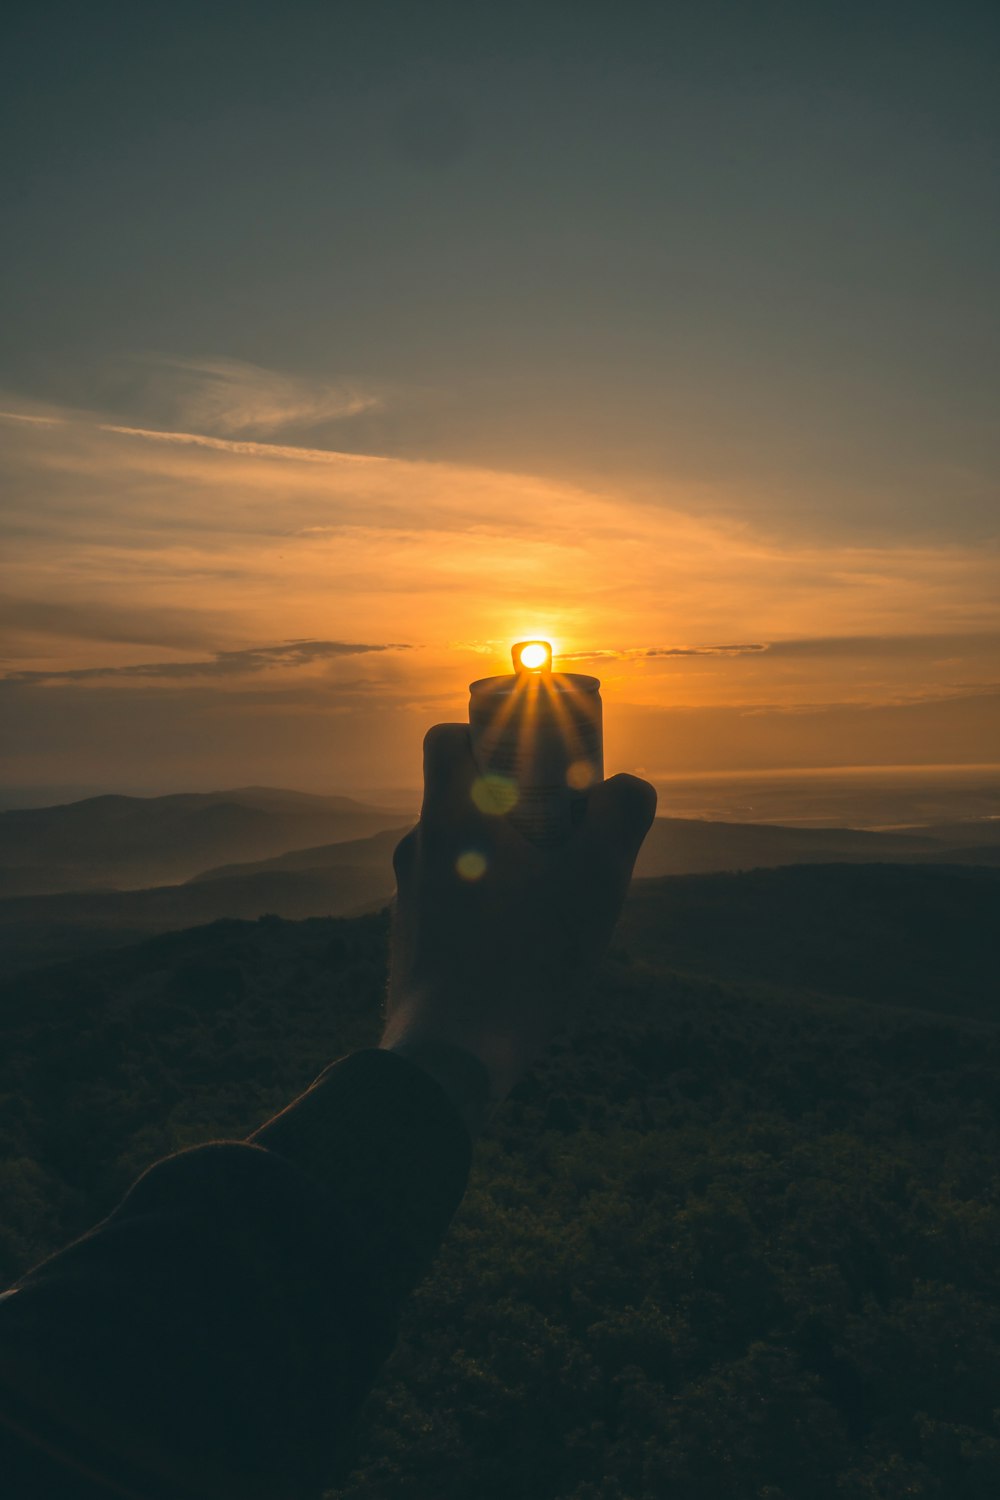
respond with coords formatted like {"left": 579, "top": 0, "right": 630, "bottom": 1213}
{"left": 563, "top": 644, "right": 768, "bottom": 661}
{"left": 138, "top": 355, "right": 381, "bottom": 437}
{"left": 563, "top": 631, "right": 1000, "bottom": 663}
{"left": 3, "top": 639, "right": 406, "bottom": 686}
{"left": 96, "top": 422, "right": 383, "bottom": 465}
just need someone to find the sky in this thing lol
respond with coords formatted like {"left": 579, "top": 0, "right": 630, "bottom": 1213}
{"left": 1, "top": 0, "right": 998, "bottom": 796}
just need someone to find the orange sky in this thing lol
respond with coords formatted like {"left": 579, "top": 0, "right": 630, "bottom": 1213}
{"left": 1, "top": 379, "right": 998, "bottom": 794}
{"left": 3, "top": 8, "right": 999, "bottom": 797}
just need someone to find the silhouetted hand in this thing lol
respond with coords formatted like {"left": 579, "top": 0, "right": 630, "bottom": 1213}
{"left": 382, "top": 723, "right": 656, "bottom": 1120}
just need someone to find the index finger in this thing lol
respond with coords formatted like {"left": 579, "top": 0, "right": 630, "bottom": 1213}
{"left": 421, "top": 723, "right": 479, "bottom": 828}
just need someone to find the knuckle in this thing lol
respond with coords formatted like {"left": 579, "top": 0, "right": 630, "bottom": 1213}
{"left": 611, "top": 773, "right": 658, "bottom": 828}
{"left": 423, "top": 722, "right": 467, "bottom": 757}
{"left": 392, "top": 828, "right": 419, "bottom": 879}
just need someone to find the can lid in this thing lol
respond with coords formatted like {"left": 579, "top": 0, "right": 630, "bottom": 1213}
{"left": 469, "top": 671, "right": 601, "bottom": 696}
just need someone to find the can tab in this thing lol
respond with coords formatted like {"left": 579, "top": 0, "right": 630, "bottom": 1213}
{"left": 511, "top": 640, "right": 552, "bottom": 673}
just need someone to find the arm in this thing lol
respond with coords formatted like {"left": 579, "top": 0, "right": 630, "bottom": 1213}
{"left": 0, "top": 1052, "right": 472, "bottom": 1500}
{"left": 0, "top": 726, "right": 654, "bottom": 1499}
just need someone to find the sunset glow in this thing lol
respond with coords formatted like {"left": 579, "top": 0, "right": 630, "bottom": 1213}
{"left": 0, "top": 7, "right": 997, "bottom": 803}
{"left": 1, "top": 398, "right": 997, "bottom": 794}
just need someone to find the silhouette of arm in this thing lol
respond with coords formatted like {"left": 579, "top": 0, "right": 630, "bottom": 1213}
{"left": 0, "top": 726, "right": 653, "bottom": 1498}
{"left": 0, "top": 1049, "right": 474, "bottom": 1498}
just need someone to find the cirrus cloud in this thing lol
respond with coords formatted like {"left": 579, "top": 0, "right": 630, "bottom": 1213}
{"left": 2, "top": 639, "right": 407, "bottom": 686}
{"left": 1, "top": 386, "right": 998, "bottom": 788}
{"left": 116, "top": 354, "right": 383, "bottom": 438}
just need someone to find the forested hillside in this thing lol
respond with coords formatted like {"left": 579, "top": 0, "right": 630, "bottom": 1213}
{"left": 621, "top": 864, "right": 1000, "bottom": 1019}
{"left": 1, "top": 869, "right": 998, "bottom": 1498}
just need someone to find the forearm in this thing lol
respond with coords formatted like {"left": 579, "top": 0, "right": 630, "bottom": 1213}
{"left": 0, "top": 1049, "right": 472, "bottom": 1500}
{"left": 380, "top": 1029, "right": 494, "bottom": 1136}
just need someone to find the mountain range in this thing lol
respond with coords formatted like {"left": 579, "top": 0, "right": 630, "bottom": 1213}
{"left": 0, "top": 787, "right": 998, "bottom": 975}
{"left": 0, "top": 786, "right": 409, "bottom": 897}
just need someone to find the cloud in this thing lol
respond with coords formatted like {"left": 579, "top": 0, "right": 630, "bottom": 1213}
{"left": 0, "top": 403, "right": 381, "bottom": 466}
{"left": 1, "top": 392, "right": 998, "bottom": 757}
{"left": 2, "top": 640, "right": 406, "bottom": 686}
{"left": 118, "top": 355, "right": 383, "bottom": 438}
{"left": 96, "top": 421, "right": 381, "bottom": 465}
{"left": 734, "top": 684, "right": 1000, "bottom": 716}
{"left": 562, "top": 631, "right": 1000, "bottom": 664}
{"left": 647, "top": 644, "right": 769, "bottom": 657}
{"left": 563, "top": 644, "right": 768, "bottom": 660}
{"left": 761, "top": 632, "right": 1000, "bottom": 659}
{"left": 0, "top": 596, "right": 232, "bottom": 651}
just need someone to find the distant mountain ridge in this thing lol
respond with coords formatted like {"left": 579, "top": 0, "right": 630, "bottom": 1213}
{"left": 194, "top": 814, "right": 980, "bottom": 887}
{"left": 895, "top": 818, "right": 1000, "bottom": 846}
{"left": 634, "top": 816, "right": 944, "bottom": 878}
{"left": 189, "top": 824, "right": 412, "bottom": 883}
{"left": 178, "top": 813, "right": 1000, "bottom": 902}
{"left": 2, "top": 799, "right": 999, "bottom": 976}
{"left": 0, "top": 786, "right": 408, "bottom": 897}
{"left": 0, "top": 825, "right": 407, "bottom": 972}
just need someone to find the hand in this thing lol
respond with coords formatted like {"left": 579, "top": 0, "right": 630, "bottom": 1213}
{"left": 382, "top": 723, "right": 656, "bottom": 1117}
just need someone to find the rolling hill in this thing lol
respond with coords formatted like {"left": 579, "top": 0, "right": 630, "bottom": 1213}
{"left": 632, "top": 816, "right": 946, "bottom": 878}
{"left": 0, "top": 786, "right": 409, "bottom": 897}
{"left": 1, "top": 864, "right": 998, "bottom": 1497}
{"left": 0, "top": 826, "right": 409, "bottom": 972}
{"left": 619, "top": 862, "right": 1000, "bottom": 1019}
{"left": 194, "top": 814, "right": 955, "bottom": 886}
{"left": 897, "top": 818, "right": 1000, "bottom": 846}
{"left": 189, "top": 825, "right": 412, "bottom": 883}
{"left": 4, "top": 779, "right": 997, "bottom": 909}
{"left": 2, "top": 809, "right": 999, "bottom": 976}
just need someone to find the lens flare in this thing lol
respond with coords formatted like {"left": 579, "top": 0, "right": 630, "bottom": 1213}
{"left": 456, "top": 849, "right": 488, "bottom": 881}
{"left": 566, "top": 758, "right": 596, "bottom": 790}
{"left": 472, "top": 773, "right": 519, "bottom": 815}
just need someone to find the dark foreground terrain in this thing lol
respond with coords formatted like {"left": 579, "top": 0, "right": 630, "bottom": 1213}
{"left": 1, "top": 865, "right": 998, "bottom": 1498}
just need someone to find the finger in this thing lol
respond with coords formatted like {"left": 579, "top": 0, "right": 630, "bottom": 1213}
{"left": 421, "top": 723, "right": 478, "bottom": 827}
{"left": 583, "top": 773, "right": 657, "bottom": 865}
{"left": 392, "top": 826, "right": 419, "bottom": 887}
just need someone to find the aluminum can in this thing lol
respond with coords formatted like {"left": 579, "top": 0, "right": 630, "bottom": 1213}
{"left": 468, "top": 669, "right": 603, "bottom": 846}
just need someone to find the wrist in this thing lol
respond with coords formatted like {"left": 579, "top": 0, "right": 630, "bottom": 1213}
{"left": 380, "top": 1026, "right": 495, "bottom": 1137}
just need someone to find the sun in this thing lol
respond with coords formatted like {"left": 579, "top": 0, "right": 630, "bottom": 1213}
{"left": 512, "top": 639, "right": 552, "bottom": 672}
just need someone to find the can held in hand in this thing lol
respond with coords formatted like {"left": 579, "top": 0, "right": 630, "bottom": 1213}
{"left": 468, "top": 640, "right": 603, "bottom": 846}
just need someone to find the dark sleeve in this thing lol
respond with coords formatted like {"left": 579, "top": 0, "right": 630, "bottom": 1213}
{"left": 0, "top": 1048, "right": 473, "bottom": 1500}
